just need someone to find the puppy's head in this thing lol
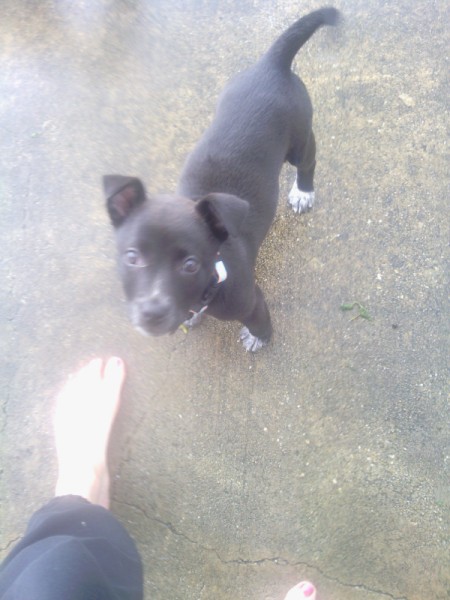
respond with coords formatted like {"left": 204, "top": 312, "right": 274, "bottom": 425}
{"left": 103, "top": 175, "right": 249, "bottom": 336}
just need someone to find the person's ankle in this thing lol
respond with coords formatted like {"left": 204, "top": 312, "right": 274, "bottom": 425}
{"left": 55, "top": 463, "right": 109, "bottom": 506}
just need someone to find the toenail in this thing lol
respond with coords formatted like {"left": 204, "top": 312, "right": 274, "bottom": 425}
{"left": 299, "top": 582, "right": 315, "bottom": 597}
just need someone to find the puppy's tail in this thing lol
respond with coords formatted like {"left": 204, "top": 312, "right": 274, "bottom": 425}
{"left": 264, "top": 7, "right": 340, "bottom": 71}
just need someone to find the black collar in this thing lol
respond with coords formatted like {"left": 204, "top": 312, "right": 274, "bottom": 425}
{"left": 189, "top": 259, "right": 227, "bottom": 316}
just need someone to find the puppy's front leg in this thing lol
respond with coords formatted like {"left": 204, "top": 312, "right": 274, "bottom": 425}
{"left": 239, "top": 284, "right": 272, "bottom": 352}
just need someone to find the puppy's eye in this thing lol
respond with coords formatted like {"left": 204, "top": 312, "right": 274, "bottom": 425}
{"left": 124, "top": 248, "right": 142, "bottom": 267}
{"left": 181, "top": 256, "right": 200, "bottom": 274}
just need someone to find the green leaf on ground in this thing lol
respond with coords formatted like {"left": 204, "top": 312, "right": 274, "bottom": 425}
{"left": 340, "top": 302, "right": 372, "bottom": 321}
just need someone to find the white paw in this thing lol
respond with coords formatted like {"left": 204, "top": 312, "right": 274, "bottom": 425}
{"left": 239, "top": 327, "right": 267, "bottom": 352}
{"left": 288, "top": 181, "right": 315, "bottom": 214}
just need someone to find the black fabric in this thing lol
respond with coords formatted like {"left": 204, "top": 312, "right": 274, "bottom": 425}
{"left": 0, "top": 496, "right": 143, "bottom": 600}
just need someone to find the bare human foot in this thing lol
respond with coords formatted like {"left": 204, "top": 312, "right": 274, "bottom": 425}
{"left": 283, "top": 581, "right": 317, "bottom": 600}
{"left": 54, "top": 357, "right": 126, "bottom": 509}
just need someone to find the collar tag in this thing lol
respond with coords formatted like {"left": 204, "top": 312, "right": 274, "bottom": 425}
{"left": 189, "top": 304, "right": 209, "bottom": 316}
{"left": 215, "top": 260, "right": 227, "bottom": 283}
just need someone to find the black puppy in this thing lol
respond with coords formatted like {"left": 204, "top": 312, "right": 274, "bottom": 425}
{"left": 104, "top": 7, "right": 339, "bottom": 351}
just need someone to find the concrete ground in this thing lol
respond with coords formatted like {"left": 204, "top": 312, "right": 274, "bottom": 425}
{"left": 1, "top": 0, "right": 449, "bottom": 598}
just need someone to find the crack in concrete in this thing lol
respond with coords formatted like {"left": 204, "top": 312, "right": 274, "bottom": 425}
{"left": 1, "top": 388, "right": 10, "bottom": 434}
{"left": 6, "top": 306, "right": 21, "bottom": 322}
{"left": 287, "top": 563, "right": 409, "bottom": 600}
{"left": 0, "top": 535, "right": 21, "bottom": 555}
{"left": 113, "top": 499, "right": 408, "bottom": 599}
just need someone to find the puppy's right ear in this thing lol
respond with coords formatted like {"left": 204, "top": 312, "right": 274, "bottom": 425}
{"left": 103, "top": 175, "right": 146, "bottom": 227}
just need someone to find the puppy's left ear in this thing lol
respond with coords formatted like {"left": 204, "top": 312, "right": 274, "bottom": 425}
{"left": 196, "top": 193, "right": 249, "bottom": 242}
{"left": 103, "top": 175, "right": 146, "bottom": 228}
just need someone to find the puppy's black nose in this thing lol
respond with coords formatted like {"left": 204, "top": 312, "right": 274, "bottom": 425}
{"left": 139, "top": 297, "right": 171, "bottom": 324}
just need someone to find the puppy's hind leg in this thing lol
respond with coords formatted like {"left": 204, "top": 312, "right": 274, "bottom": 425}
{"left": 239, "top": 285, "right": 272, "bottom": 352}
{"left": 288, "top": 130, "right": 316, "bottom": 214}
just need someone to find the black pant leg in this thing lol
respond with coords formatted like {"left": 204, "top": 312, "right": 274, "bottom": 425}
{"left": 0, "top": 495, "right": 143, "bottom": 600}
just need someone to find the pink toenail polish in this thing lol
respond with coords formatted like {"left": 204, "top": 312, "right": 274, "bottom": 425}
{"left": 299, "top": 582, "right": 315, "bottom": 597}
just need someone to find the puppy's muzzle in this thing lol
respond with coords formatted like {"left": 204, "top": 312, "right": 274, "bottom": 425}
{"left": 133, "top": 295, "right": 176, "bottom": 335}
